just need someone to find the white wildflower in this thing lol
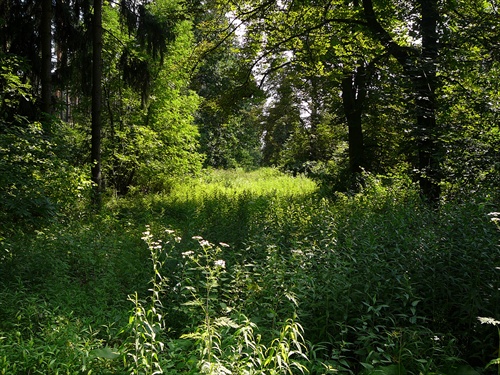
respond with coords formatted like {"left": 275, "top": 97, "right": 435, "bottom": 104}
{"left": 214, "top": 259, "right": 226, "bottom": 268}
{"left": 141, "top": 225, "right": 152, "bottom": 240}
{"left": 182, "top": 251, "right": 194, "bottom": 258}
{"left": 478, "top": 317, "right": 500, "bottom": 326}
{"left": 488, "top": 212, "right": 500, "bottom": 222}
{"left": 200, "top": 239, "right": 211, "bottom": 247}
{"left": 219, "top": 242, "right": 230, "bottom": 248}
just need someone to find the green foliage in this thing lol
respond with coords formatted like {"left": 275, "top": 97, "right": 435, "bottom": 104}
{"left": 0, "top": 120, "right": 91, "bottom": 230}
{"left": 0, "top": 169, "right": 498, "bottom": 374}
{"left": 0, "top": 288, "right": 126, "bottom": 374}
{"left": 1, "top": 53, "right": 92, "bottom": 228}
{"left": 478, "top": 317, "right": 500, "bottom": 375}
{"left": 126, "top": 227, "right": 309, "bottom": 375}
{"left": 0, "top": 53, "right": 31, "bottom": 119}
{"left": 137, "top": 16, "right": 203, "bottom": 191}
{"left": 96, "top": 1, "right": 204, "bottom": 195}
{"left": 437, "top": 54, "right": 500, "bottom": 200}
{"left": 189, "top": 0, "right": 268, "bottom": 170}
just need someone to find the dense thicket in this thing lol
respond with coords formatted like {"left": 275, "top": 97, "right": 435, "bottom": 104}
{"left": 1, "top": 0, "right": 203, "bottom": 219}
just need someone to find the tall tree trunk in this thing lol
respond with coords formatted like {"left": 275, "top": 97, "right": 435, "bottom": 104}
{"left": 91, "top": 0, "right": 103, "bottom": 207}
{"left": 362, "top": 0, "right": 441, "bottom": 203}
{"left": 342, "top": 64, "right": 368, "bottom": 176}
{"left": 414, "top": 0, "right": 440, "bottom": 203}
{"left": 40, "top": 0, "right": 52, "bottom": 116}
{"left": 308, "top": 76, "right": 320, "bottom": 161}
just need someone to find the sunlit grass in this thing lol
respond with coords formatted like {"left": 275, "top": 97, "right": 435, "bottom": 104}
{"left": 173, "top": 167, "right": 318, "bottom": 200}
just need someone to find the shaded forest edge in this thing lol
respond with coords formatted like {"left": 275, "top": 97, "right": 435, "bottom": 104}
{"left": 0, "top": 169, "right": 499, "bottom": 374}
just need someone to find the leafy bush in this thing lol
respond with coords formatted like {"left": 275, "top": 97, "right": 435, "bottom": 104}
{"left": 0, "top": 121, "right": 91, "bottom": 231}
{"left": 0, "top": 53, "right": 91, "bottom": 231}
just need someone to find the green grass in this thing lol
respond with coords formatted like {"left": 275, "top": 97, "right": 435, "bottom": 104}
{"left": 0, "top": 168, "right": 499, "bottom": 374}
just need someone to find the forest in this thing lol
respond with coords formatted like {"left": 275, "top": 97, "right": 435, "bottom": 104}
{"left": 0, "top": 0, "right": 499, "bottom": 374}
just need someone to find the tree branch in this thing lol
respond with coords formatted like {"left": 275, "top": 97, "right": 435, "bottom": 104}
{"left": 361, "top": 0, "right": 417, "bottom": 69}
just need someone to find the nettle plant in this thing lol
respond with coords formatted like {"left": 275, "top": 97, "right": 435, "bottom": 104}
{"left": 130, "top": 226, "right": 309, "bottom": 375}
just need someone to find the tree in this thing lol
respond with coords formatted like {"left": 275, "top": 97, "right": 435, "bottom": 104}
{"left": 223, "top": 0, "right": 446, "bottom": 201}
{"left": 341, "top": 63, "right": 369, "bottom": 175}
{"left": 189, "top": 4, "right": 265, "bottom": 169}
{"left": 1, "top": 0, "right": 205, "bottom": 206}
{"left": 261, "top": 66, "right": 303, "bottom": 167}
{"left": 359, "top": 0, "right": 441, "bottom": 202}
{"left": 436, "top": 0, "right": 500, "bottom": 198}
{"left": 91, "top": 0, "right": 103, "bottom": 206}
{"left": 40, "top": 0, "right": 52, "bottom": 116}
{"left": 97, "top": 0, "right": 203, "bottom": 193}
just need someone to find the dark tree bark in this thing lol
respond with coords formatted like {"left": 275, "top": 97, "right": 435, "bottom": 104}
{"left": 341, "top": 55, "right": 385, "bottom": 177}
{"left": 40, "top": 0, "right": 52, "bottom": 116}
{"left": 414, "top": 0, "right": 440, "bottom": 203}
{"left": 362, "top": 0, "right": 441, "bottom": 203}
{"left": 308, "top": 75, "right": 321, "bottom": 161}
{"left": 91, "top": 0, "right": 103, "bottom": 207}
{"left": 342, "top": 63, "right": 368, "bottom": 176}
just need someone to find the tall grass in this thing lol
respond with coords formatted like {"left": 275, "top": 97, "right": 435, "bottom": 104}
{"left": 0, "top": 168, "right": 498, "bottom": 374}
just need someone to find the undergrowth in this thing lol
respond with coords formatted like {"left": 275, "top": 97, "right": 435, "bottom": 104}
{"left": 0, "top": 168, "right": 498, "bottom": 374}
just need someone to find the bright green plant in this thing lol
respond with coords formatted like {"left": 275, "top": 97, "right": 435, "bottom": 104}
{"left": 0, "top": 53, "right": 32, "bottom": 118}
{"left": 125, "top": 225, "right": 176, "bottom": 375}
{"left": 178, "top": 235, "right": 229, "bottom": 373}
{"left": 131, "top": 226, "right": 310, "bottom": 374}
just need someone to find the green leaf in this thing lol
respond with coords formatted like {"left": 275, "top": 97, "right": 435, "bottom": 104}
{"left": 485, "top": 358, "right": 500, "bottom": 369}
{"left": 90, "top": 347, "right": 121, "bottom": 360}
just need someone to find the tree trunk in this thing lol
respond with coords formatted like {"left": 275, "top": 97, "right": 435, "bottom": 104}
{"left": 342, "top": 64, "right": 368, "bottom": 176}
{"left": 308, "top": 76, "right": 321, "bottom": 161}
{"left": 362, "top": 0, "right": 441, "bottom": 203}
{"left": 414, "top": 0, "right": 441, "bottom": 203}
{"left": 40, "top": 0, "right": 52, "bottom": 116}
{"left": 91, "top": 0, "right": 103, "bottom": 207}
